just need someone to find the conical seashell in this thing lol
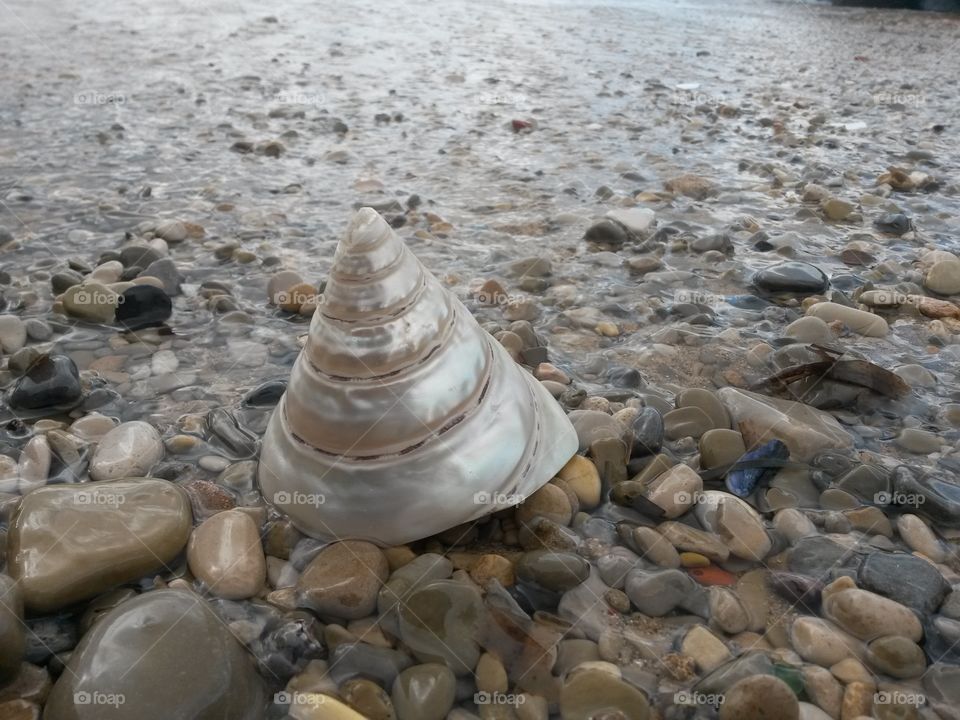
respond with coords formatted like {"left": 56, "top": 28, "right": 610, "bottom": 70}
{"left": 258, "top": 208, "right": 578, "bottom": 546}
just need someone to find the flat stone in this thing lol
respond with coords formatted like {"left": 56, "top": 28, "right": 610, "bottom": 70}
{"left": 664, "top": 406, "right": 716, "bottom": 440}
{"left": 924, "top": 259, "right": 960, "bottom": 295}
{"left": 568, "top": 410, "right": 626, "bottom": 452}
{"left": 6, "top": 480, "right": 192, "bottom": 613}
{"left": 628, "top": 526, "right": 681, "bottom": 568}
{"left": 297, "top": 540, "right": 388, "bottom": 620}
{"left": 62, "top": 283, "right": 119, "bottom": 323}
{"left": 865, "top": 635, "right": 926, "bottom": 679}
{"left": 89, "top": 421, "right": 164, "bottom": 481}
{"left": 516, "top": 550, "right": 590, "bottom": 592}
{"left": 139, "top": 258, "right": 182, "bottom": 295}
{"left": 115, "top": 285, "right": 172, "bottom": 331}
{"left": 42, "top": 589, "right": 266, "bottom": 720}
{"left": 806, "top": 302, "right": 888, "bottom": 337}
{"left": 682, "top": 625, "right": 732, "bottom": 673}
{"left": 0, "top": 315, "right": 26, "bottom": 353}
{"left": 624, "top": 567, "right": 703, "bottom": 616}
{"left": 9, "top": 355, "right": 82, "bottom": 411}
{"left": 187, "top": 510, "right": 266, "bottom": 599}
{"left": 753, "top": 262, "right": 829, "bottom": 296}
{"left": 606, "top": 207, "right": 655, "bottom": 235}
{"left": 398, "top": 580, "right": 484, "bottom": 674}
{"left": 699, "top": 429, "right": 746, "bottom": 470}
{"left": 789, "top": 617, "right": 864, "bottom": 667}
{"left": 717, "top": 388, "right": 853, "bottom": 461}
{"left": 821, "top": 576, "right": 922, "bottom": 641}
{"left": 719, "top": 675, "right": 799, "bottom": 720}
{"left": 784, "top": 316, "right": 833, "bottom": 344}
{"left": 559, "top": 666, "right": 650, "bottom": 720}
{"left": 391, "top": 664, "right": 455, "bottom": 720}
{"left": 858, "top": 551, "right": 949, "bottom": 615}
{"left": 694, "top": 491, "right": 772, "bottom": 562}
{"left": 556, "top": 455, "right": 601, "bottom": 510}
{"left": 644, "top": 463, "right": 702, "bottom": 518}
{"left": 657, "top": 521, "right": 730, "bottom": 563}
{"left": 896, "top": 514, "right": 945, "bottom": 562}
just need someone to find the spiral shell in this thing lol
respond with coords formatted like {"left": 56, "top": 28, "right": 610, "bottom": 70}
{"left": 258, "top": 208, "right": 578, "bottom": 545}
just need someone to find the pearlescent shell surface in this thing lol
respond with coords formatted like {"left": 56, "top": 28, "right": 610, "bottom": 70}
{"left": 258, "top": 208, "right": 578, "bottom": 545}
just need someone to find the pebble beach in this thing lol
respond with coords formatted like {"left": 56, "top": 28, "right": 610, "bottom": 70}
{"left": 2, "top": 0, "right": 960, "bottom": 718}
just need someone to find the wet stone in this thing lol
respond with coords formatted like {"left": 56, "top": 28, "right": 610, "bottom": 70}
{"left": 9, "top": 355, "right": 82, "bottom": 410}
{"left": 753, "top": 261, "right": 829, "bottom": 295}
{"left": 516, "top": 550, "right": 590, "bottom": 592}
{"left": 297, "top": 540, "right": 388, "bottom": 620}
{"left": 187, "top": 509, "right": 266, "bottom": 600}
{"left": 858, "top": 551, "right": 949, "bottom": 615}
{"left": 624, "top": 567, "right": 703, "bottom": 617}
{"left": 114, "top": 285, "right": 172, "bottom": 330}
{"left": 398, "top": 579, "right": 484, "bottom": 674}
{"left": 43, "top": 589, "right": 266, "bottom": 720}
{"left": 391, "top": 664, "right": 456, "bottom": 720}
{"left": 558, "top": 667, "right": 650, "bottom": 720}
{"left": 719, "top": 675, "right": 799, "bottom": 720}
{"left": 89, "top": 421, "right": 164, "bottom": 481}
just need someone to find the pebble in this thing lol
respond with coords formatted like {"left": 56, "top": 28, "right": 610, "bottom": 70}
{"left": 676, "top": 388, "right": 730, "bottom": 429}
{"left": 896, "top": 514, "right": 945, "bottom": 562}
{"left": 556, "top": 455, "right": 601, "bottom": 510}
{"left": 154, "top": 219, "right": 188, "bottom": 243}
{"left": 515, "top": 483, "right": 573, "bottom": 526}
{"left": 628, "top": 526, "right": 681, "bottom": 568}
{"left": 0, "top": 575, "right": 25, "bottom": 684}
{"left": 516, "top": 549, "right": 590, "bottom": 592}
{"left": 719, "top": 675, "right": 799, "bottom": 720}
{"left": 858, "top": 551, "right": 949, "bottom": 614}
{"left": 924, "top": 259, "right": 960, "bottom": 295}
{"left": 822, "top": 197, "right": 856, "bottom": 221}
{"left": 753, "top": 261, "right": 829, "bottom": 295}
{"left": 6, "top": 479, "right": 192, "bottom": 612}
{"left": 805, "top": 301, "right": 888, "bottom": 337}
{"left": 789, "top": 617, "right": 863, "bottom": 666}
{"left": 657, "top": 521, "right": 730, "bottom": 563}
{"left": 89, "top": 421, "right": 164, "bottom": 481}
{"left": 398, "top": 580, "right": 483, "bottom": 674}
{"left": 894, "top": 428, "right": 941, "bottom": 454}
{"left": 864, "top": 635, "right": 926, "bottom": 678}
{"left": 664, "top": 173, "right": 716, "bottom": 199}
{"left": 139, "top": 258, "right": 181, "bottom": 295}
{"left": 17, "top": 435, "right": 50, "bottom": 494}
{"left": 0, "top": 315, "right": 26, "bottom": 353}
{"left": 68, "top": 413, "right": 118, "bottom": 441}
{"left": 643, "top": 463, "right": 703, "bottom": 518}
{"left": 681, "top": 625, "right": 732, "bottom": 673}
{"left": 568, "top": 410, "right": 626, "bottom": 451}
{"left": 606, "top": 207, "right": 655, "bottom": 235}
{"left": 115, "top": 285, "right": 172, "bottom": 330}
{"left": 699, "top": 428, "right": 746, "bottom": 469}
{"left": 694, "top": 491, "right": 772, "bottom": 561}
{"left": 663, "top": 406, "right": 716, "bottom": 439}
{"left": 9, "top": 355, "right": 82, "bottom": 410}
{"left": 340, "top": 678, "right": 395, "bottom": 720}
{"left": 62, "top": 283, "right": 119, "bottom": 322}
{"left": 297, "top": 540, "right": 388, "bottom": 619}
{"left": 43, "top": 589, "right": 266, "bottom": 720}
{"left": 391, "top": 664, "right": 455, "bottom": 720}
{"left": 559, "top": 666, "right": 650, "bottom": 720}
{"left": 624, "top": 567, "right": 702, "bottom": 616}
{"left": 630, "top": 406, "right": 664, "bottom": 456}
{"left": 784, "top": 316, "right": 833, "bottom": 344}
{"left": 717, "top": 388, "right": 853, "bottom": 461}
{"left": 821, "top": 576, "right": 922, "bottom": 641}
{"left": 187, "top": 510, "right": 266, "bottom": 599}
